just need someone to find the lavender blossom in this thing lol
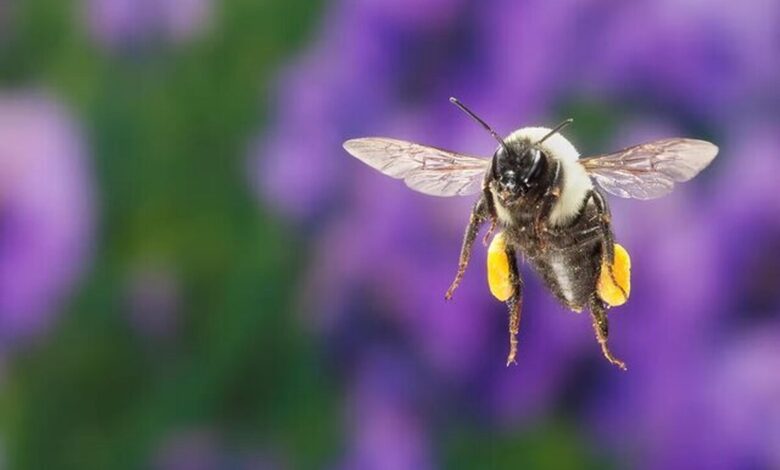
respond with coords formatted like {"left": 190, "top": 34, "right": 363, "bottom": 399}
{"left": 153, "top": 429, "right": 222, "bottom": 470}
{"left": 85, "top": 0, "right": 212, "bottom": 52}
{"left": 153, "top": 428, "right": 288, "bottom": 470}
{"left": 340, "top": 351, "right": 435, "bottom": 470}
{"left": 0, "top": 92, "right": 94, "bottom": 343}
{"left": 0, "top": 1, "right": 13, "bottom": 40}
{"left": 125, "top": 262, "right": 182, "bottom": 340}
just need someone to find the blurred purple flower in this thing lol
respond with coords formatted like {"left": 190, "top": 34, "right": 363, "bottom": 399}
{"left": 154, "top": 428, "right": 287, "bottom": 470}
{"left": 571, "top": 0, "right": 780, "bottom": 119}
{"left": 0, "top": 91, "right": 94, "bottom": 344}
{"left": 85, "top": 0, "right": 212, "bottom": 51}
{"left": 251, "top": 0, "right": 780, "bottom": 467}
{"left": 125, "top": 261, "right": 181, "bottom": 340}
{"left": 0, "top": 1, "right": 13, "bottom": 39}
{"left": 704, "top": 326, "right": 780, "bottom": 469}
{"left": 584, "top": 119, "right": 780, "bottom": 468}
{"left": 340, "top": 351, "right": 435, "bottom": 470}
{"left": 154, "top": 429, "right": 222, "bottom": 470}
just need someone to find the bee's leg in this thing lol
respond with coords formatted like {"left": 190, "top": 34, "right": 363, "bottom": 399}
{"left": 589, "top": 189, "right": 627, "bottom": 300}
{"left": 445, "top": 196, "right": 488, "bottom": 300}
{"left": 483, "top": 219, "right": 497, "bottom": 247}
{"left": 588, "top": 189, "right": 614, "bottom": 262}
{"left": 504, "top": 245, "right": 524, "bottom": 366}
{"left": 589, "top": 294, "right": 627, "bottom": 370}
{"left": 482, "top": 183, "right": 497, "bottom": 246}
{"left": 534, "top": 160, "right": 563, "bottom": 245}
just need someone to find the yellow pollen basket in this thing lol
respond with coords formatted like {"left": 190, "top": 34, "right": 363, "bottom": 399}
{"left": 487, "top": 231, "right": 514, "bottom": 302}
{"left": 597, "top": 243, "right": 631, "bottom": 307}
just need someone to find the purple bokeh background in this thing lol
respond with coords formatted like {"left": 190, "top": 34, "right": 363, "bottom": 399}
{"left": 0, "top": 92, "right": 94, "bottom": 346}
{"left": 85, "top": 0, "right": 212, "bottom": 52}
{"left": 252, "top": 0, "right": 780, "bottom": 468}
{"left": 1, "top": 0, "right": 778, "bottom": 467}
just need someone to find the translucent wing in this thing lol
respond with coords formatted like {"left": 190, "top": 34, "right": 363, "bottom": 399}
{"left": 343, "top": 137, "right": 490, "bottom": 197}
{"left": 581, "top": 138, "right": 718, "bottom": 199}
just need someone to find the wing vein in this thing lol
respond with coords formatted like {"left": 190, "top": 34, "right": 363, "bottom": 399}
{"left": 581, "top": 138, "right": 718, "bottom": 199}
{"left": 343, "top": 137, "right": 490, "bottom": 197}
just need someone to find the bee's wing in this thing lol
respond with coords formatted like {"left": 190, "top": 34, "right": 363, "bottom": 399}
{"left": 580, "top": 138, "right": 718, "bottom": 200}
{"left": 343, "top": 137, "right": 490, "bottom": 197}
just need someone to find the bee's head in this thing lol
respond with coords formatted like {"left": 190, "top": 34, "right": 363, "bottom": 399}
{"left": 492, "top": 143, "right": 546, "bottom": 199}
{"left": 446, "top": 97, "right": 573, "bottom": 202}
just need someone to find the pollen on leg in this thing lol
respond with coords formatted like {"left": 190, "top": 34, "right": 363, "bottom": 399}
{"left": 597, "top": 243, "right": 631, "bottom": 307}
{"left": 487, "top": 232, "right": 514, "bottom": 301}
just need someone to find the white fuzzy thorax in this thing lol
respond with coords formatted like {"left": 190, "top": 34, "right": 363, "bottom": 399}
{"left": 506, "top": 127, "right": 593, "bottom": 226}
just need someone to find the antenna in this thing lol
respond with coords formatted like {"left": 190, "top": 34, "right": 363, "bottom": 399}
{"left": 449, "top": 97, "right": 511, "bottom": 155}
{"left": 536, "top": 118, "right": 574, "bottom": 145}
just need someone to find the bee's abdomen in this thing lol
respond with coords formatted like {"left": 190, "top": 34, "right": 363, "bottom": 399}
{"left": 507, "top": 209, "right": 604, "bottom": 310}
{"left": 530, "top": 240, "right": 602, "bottom": 311}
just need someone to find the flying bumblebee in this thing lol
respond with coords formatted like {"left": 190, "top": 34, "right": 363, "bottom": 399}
{"left": 343, "top": 97, "right": 718, "bottom": 370}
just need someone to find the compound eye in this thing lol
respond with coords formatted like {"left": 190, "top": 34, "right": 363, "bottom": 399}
{"left": 524, "top": 148, "right": 544, "bottom": 182}
{"left": 525, "top": 148, "right": 541, "bottom": 167}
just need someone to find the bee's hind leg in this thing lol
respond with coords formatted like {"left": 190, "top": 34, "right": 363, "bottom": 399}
{"left": 588, "top": 188, "right": 614, "bottom": 262}
{"left": 445, "top": 196, "right": 489, "bottom": 300}
{"left": 504, "top": 245, "right": 524, "bottom": 366}
{"left": 588, "top": 294, "right": 627, "bottom": 370}
{"left": 589, "top": 189, "right": 628, "bottom": 301}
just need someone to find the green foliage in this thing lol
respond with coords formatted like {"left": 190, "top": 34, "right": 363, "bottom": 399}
{"left": 445, "top": 420, "right": 615, "bottom": 470}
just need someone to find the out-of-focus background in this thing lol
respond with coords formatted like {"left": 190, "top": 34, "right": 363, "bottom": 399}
{"left": 1, "top": 0, "right": 779, "bottom": 468}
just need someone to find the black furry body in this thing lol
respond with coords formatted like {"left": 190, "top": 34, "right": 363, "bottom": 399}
{"left": 486, "top": 133, "right": 614, "bottom": 313}
{"left": 447, "top": 138, "right": 625, "bottom": 369}
{"left": 500, "top": 196, "right": 606, "bottom": 313}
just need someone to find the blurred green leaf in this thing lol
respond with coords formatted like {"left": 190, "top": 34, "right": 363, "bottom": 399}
{"left": 445, "top": 420, "right": 615, "bottom": 470}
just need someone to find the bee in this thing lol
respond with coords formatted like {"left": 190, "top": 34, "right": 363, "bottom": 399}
{"left": 343, "top": 97, "right": 718, "bottom": 370}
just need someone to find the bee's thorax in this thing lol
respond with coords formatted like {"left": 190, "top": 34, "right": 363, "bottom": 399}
{"left": 497, "top": 127, "right": 593, "bottom": 227}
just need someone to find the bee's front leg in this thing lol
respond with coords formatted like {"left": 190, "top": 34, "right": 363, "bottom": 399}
{"left": 445, "top": 196, "right": 489, "bottom": 300}
{"left": 534, "top": 160, "right": 563, "bottom": 249}
{"left": 482, "top": 218, "right": 497, "bottom": 247}
{"left": 482, "top": 185, "right": 498, "bottom": 246}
